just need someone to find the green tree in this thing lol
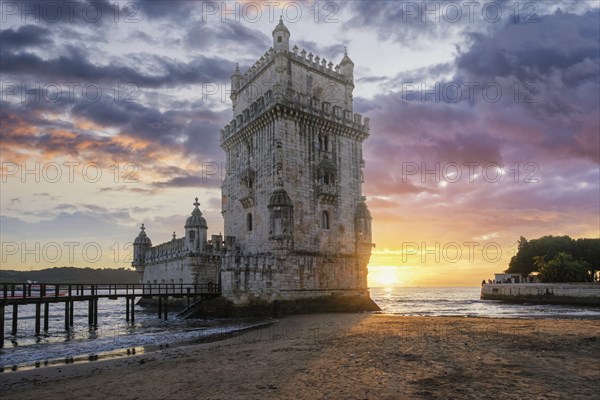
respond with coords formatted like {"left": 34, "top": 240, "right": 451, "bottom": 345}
{"left": 507, "top": 235, "right": 574, "bottom": 276}
{"left": 572, "top": 238, "right": 600, "bottom": 278}
{"left": 538, "top": 253, "right": 592, "bottom": 283}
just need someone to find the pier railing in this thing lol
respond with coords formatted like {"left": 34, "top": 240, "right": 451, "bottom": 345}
{"left": 1, "top": 282, "right": 221, "bottom": 303}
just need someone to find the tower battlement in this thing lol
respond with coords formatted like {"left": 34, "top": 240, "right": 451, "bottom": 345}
{"left": 235, "top": 45, "right": 350, "bottom": 95}
{"left": 220, "top": 86, "right": 370, "bottom": 145}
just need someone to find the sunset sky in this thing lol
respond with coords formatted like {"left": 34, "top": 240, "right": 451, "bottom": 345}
{"left": 1, "top": 0, "right": 599, "bottom": 286}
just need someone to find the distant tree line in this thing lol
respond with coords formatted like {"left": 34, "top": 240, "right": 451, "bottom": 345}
{"left": 0, "top": 267, "right": 139, "bottom": 284}
{"left": 506, "top": 236, "right": 599, "bottom": 282}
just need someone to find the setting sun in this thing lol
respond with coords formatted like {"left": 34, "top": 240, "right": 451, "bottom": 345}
{"left": 368, "top": 266, "right": 403, "bottom": 287}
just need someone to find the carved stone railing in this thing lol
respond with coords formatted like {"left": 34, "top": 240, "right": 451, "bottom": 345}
{"left": 318, "top": 183, "right": 338, "bottom": 204}
{"left": 145, "top": 238, "right": 186, "bottom": 263}
{"left": 239, "top": 187, "right": 255, "bottom": 209}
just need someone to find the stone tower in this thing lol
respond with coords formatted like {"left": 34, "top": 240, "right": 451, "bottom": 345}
{"left": 219, "top": 19, "right": 376, "bottom": 309}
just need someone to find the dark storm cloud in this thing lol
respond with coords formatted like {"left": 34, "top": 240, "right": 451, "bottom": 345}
{"left": 0, "top": 48, "right": 232, "bottom": 88}
{"left": 184, "top": 21, "right": 271, "bottom": 55}
{"left": 454, "top": 10, "right": 600, "bottom": 163}
{"left": 136, "top": 0, "right": 196, "bottom": 20}
{"left": 2, "top": 98, "right": 151, "bottom": 166}
{"left": 344, "top": 0, "right": 465, "bottom": 46}
{"left": 456, "top": 12, "right": 600, "bottom": 81}
{"left": 1, "top": 0, "right": 116, "bottom": 26}
{"left": 68, "top": 96, "right": 227, "bottom": 160}
{"left": 152, "top": 174, "right": 222, "bottom": 189}
{"left": 358, "top": 8, "right": 599, "bottom": 235}
{"left": 0, "top": 25, "right": 52, "bottom": 51}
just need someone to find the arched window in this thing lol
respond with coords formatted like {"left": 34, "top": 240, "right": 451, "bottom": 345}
{"left": 247, "top": 213, "right": 253, "bottom": 231}
{"left": 189, "top": 230, "right": 195, "bottom": 242}
{"left": 320, "top": 211, "right": 330, "bottom": 230}
{"left": 278, "top": 36, "right": 282, "bottom": 43}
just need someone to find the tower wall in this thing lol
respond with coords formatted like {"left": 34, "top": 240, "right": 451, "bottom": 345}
{"left": 220, "top": 23, "right": 374, "bottom": 307}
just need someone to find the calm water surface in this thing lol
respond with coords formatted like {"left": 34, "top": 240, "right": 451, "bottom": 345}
{"left": 370, "top": 286, "right": 600, "bottom": 318}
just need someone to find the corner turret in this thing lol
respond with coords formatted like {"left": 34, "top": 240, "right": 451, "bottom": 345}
{"left": 272, "top": 16, "right": 290, "bottom": 52}
{"left": 339, "top": 47, "right": 354, "bottom": 78}
{"left": 132, "top": 223, "right": 152, "bottom": 281}
{"left": 230, "top": 63, "right": 242, "bottom": 107}
{"left": 339, "top": 47, "right": 355, "bottom": 111}
{"left": 185, "top": 197, "right": 208, "bottom": 253}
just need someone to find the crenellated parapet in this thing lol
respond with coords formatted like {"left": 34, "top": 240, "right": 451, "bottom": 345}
{"left": 234, "top": 48, "right": 350, "bottom": 94}
{"left": 289, "top": 45, "right": 349, "bottom": 81}
{"left": 221, "top": 86, "right": 370, "bottom": 144}
{"left": 235, "top": 47, "right": 276, "bottom": 93}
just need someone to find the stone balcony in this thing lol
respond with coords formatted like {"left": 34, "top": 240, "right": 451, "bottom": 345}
{"left": 239, "top": 187, "right": 255, "bottom": 209}
{"left": 318, "top": 183, "right": 338, "bottom": 204}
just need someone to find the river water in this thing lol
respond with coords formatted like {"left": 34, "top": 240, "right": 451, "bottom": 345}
{"left": 2, "top": 286, "right": 598, "bottom": 370}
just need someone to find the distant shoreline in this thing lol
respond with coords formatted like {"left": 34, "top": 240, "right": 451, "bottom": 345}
{"left": 481, "top": 282, "right": 600, "bottom": 306}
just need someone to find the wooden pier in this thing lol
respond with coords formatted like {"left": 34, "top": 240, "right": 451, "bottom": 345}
{"left": 0, "top": 283, "right": 220, "bottom": 348}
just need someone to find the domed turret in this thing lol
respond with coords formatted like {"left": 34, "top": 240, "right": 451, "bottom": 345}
{"left": 132, "top": 223, "right": 152, "bottom": 280}
{"left": 230, "top": 63, "right": 242, "bottom": 102}
{"left": 272, "top": 16, "right": 290, "bottom": 52}
{"left": 133, "top": 223, "right": 152, "bottom": 246}
{"left": 185, "top": 197, "right": 208, "bottom": 229}
{"left": 269, "top": 187, "right": 293, "bottom": 207}
{"left": 339, "top": 47, "right": 355, "bottom": 110}
{"left": 339, "top": 46, "right": 354, "bottom": 77}
{"left": 185, "top": 197, "right": 207, "bottom": 253}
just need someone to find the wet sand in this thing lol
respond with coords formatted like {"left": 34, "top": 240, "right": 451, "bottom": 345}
{"left": 1, "top": 314, "right": 599, "bottom": 399}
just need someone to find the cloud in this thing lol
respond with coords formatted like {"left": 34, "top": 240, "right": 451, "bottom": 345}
{"left": 0, "top": 48, "right": 232, "bottom": 88}
{"left": 151, "top": 173, "right": 223, "bottom": 190}
{"left": 0, "top": 25, "right": 52, "bottom": 51}
{"left": 358, "top": 8, "right": 599, "bottom": 249}
{"left": 184, "top": 22, "right": 271, "bottom": 55}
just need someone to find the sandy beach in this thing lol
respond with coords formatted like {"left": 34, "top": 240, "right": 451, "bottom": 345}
{"left": 1, "top": 313, "right": 599, "bottom": 400}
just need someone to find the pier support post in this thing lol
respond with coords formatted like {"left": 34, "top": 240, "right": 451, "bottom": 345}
{"left": 164, "top": 297, "right": 168, "bottom": 321}
{"left": 44, "top": 302, "right": 49, "bottom": 331}
{"left": 64, "top": 301, "right": 70, "bottom": 331}
{"left": 130, "top": 297, "right": 135, "bottom": 324}
{"left": 0, "top": 305, "right": 4, "bottom": 348}
{"left": 126, "top": 297, "right": 130, "bottom": 321}
{"left": 69, "top": 300, "right": 74, "bottom": 326}
{"left": 158, "top": 297, "right": 162, "bottom": 319}
{"left": 35, "top": 302, "right": 41, "bottom": 335}
{"left": 12, "top": 304, "right": 18, "bottom": 335}
{"left": 88, "top": 299, "right": 93, "bottom": 325}
{"left": 93, "top": 298, "right": 98, "bottom": 326}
